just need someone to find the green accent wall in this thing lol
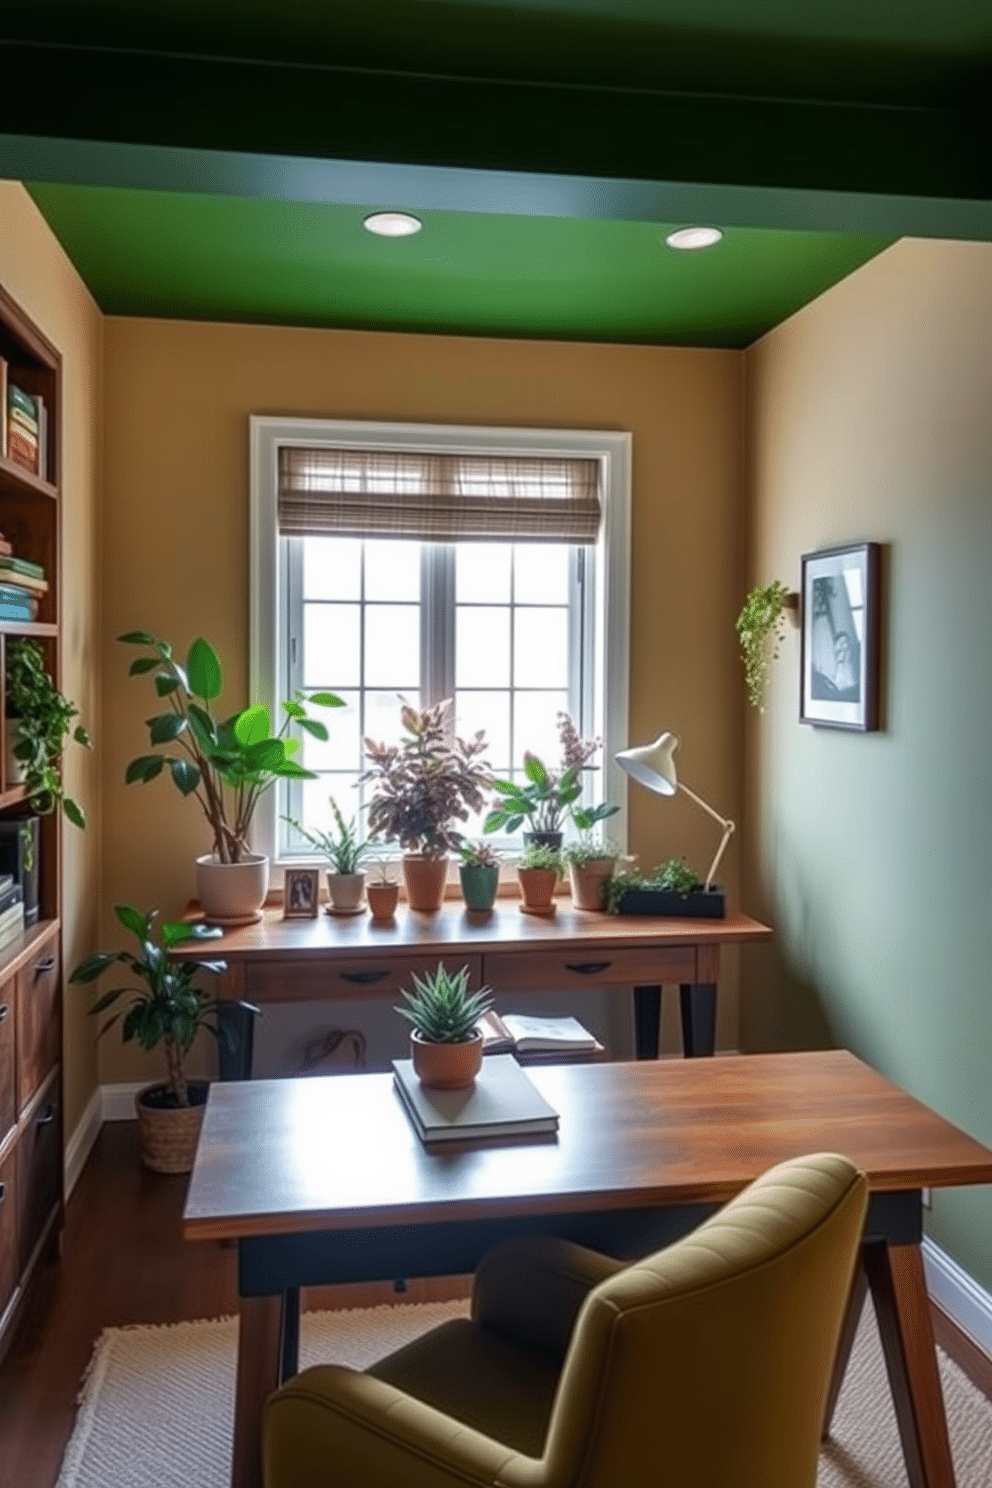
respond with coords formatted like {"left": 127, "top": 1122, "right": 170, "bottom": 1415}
{"left": 24, "top": 184, "right": 890, "bottom": 347}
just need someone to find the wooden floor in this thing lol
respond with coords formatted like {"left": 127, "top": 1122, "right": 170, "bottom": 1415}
{"left": 1, "top": 1123, "right": 989, "bottom": 1488}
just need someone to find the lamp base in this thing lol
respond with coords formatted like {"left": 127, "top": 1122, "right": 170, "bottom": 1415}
{"left": 615, "top": 885, "right": 725, "bottom": 918}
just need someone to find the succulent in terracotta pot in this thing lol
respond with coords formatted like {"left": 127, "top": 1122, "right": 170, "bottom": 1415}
{"left": 395, "top": 961, "right": 494, "bottom": 1089}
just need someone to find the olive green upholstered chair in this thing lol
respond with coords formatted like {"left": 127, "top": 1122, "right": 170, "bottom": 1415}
{"left": 263, "top": 1152, "right": 868, "bottom": 1488}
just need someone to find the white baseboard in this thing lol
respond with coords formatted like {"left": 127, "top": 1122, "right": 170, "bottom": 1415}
{"left": 64, "top": 1086, "right": 103, "bottom": 1199}
{"left": 924, "top": 1237, "right": 992, "bottom": 1359}
{"left": 101, "top": 1082, "right": 144, "bottom": 1122}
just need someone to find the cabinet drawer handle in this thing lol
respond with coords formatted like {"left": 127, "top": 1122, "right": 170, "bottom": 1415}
{"left": 34, "top": 957, "right": 57, "bottom": 978}
{"left": 340, "top": 969, "right": 389, "bottom": 985}
{"left": 36, "top": 1104, "right": 57, "bottom": 1127}
{"left": 0, "top": 1182, "right": 5, "bottom": 1202}
{"left": 565, "top": 960, "right": 612, "bottom": 975}
{"left": 0, "top": 1004, "right": 8, "bottom": 1023}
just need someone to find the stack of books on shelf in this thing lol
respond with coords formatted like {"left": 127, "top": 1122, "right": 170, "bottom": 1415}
{"left": 392, "top": 1053, "right": 560, "bottom": 1144}
{"left": 0, "top": 356, "right": 47, "bottom": 480}
{"left": 0, "top": 536, "right": 46, "bottom": 621}
{"left": 478, "top": 1009, "right": 605, "bottom": 1059}
{"left": 0, "top": 873, "right": 25, "bottom": 952}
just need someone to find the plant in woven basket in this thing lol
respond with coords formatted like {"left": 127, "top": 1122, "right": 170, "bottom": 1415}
{"left": 70, "top": 905, "right": 230, "bottom": 1106}
{"left": 395, "top": 962, "right": 494, "bottom": 1044}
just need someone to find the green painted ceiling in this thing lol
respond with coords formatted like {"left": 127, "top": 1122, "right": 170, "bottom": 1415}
{"left": 4, "top": 2, "right": 991, "bottom": 345}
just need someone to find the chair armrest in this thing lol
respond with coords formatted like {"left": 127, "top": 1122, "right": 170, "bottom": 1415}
{"left": 264, "top": 1365, "right": 547, "bottom": 1488}
{"left": 472, "top": 1236, "right": 624, "bottom": 1360}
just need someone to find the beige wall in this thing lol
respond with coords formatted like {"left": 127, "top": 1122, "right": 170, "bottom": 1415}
{"left": 101, "top": 318, "right": 745, "bottom": 1082}
{"left": 744, "top": 238, "right": 992, "bottom": 1288}
{"left": 0, "top": 182, "right": 103, "bottom": 1138}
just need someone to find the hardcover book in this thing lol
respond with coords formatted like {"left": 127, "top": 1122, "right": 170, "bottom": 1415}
{"left": 478, "top": 1009, "right": 603, "bottom": 1056}
{"left": 392, "top": 1053, "right": 559, "bottom": 1143}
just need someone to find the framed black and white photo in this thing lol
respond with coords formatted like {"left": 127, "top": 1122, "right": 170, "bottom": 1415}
{"left": 283, "top": 866, "right": 320, "bottom": 919}
{"left": 800, "top": 542, "right": 880, "bottom": 731}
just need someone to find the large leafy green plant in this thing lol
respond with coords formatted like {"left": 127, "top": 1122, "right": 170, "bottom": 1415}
{"left": 5, "top": 638, "right": 90, "bottom": 828}
{"left": 484, "top": 713, "right": 617, "bottom": 839}
{"left": 70, "top": 905, "right": 229, "bottom": 1106}
{"left": 119, "top": 631, "right": 343, "bottom": 863}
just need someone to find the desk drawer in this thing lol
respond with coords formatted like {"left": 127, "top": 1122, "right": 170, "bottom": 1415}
{"left": 246, "top": 954, "right": 484, "bottom": 1004}
{"left": 483, "top": 944, "right": 698, "bottom": 993}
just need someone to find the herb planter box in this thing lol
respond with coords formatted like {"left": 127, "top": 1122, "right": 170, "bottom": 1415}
{"left": 615, "top": 885, "right": 725, "bottom": 918}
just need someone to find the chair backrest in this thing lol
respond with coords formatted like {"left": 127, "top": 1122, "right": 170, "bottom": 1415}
{"left": 541, "top": 1152, "right": 868, "bottom": 1488}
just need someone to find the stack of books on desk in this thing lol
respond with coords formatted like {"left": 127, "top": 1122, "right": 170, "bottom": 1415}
{"left": 392, "top": 1054, "right": 559, "bottom": 1144}
{"left": 478, "top": 1010, "right": 604, "bottom": 1058}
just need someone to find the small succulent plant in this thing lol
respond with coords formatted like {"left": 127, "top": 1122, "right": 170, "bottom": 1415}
{"left": 395, "top": 962, "right": 494, "bottom": 1043}
{"left": 518, "top": 841, "right": 563, "bottom": 873}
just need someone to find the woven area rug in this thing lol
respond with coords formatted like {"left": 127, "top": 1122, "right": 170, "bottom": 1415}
{"left": 56, "top": 1297, "right": 992, "bottom": 1488}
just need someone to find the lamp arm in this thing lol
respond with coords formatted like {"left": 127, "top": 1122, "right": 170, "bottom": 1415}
{"left": 677, "top": 781, "right": 736, "bottom": 890}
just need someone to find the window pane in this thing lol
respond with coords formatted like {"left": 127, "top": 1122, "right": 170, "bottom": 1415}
{"left": 456, "top": 690, "right": 509, "bottom": 771}
{"left": 301, "top": 690, "right": 360, "bottom": 772}
{"left": 364, "top": 604, "right": 420, "bottom": 688}
{"left": 303, "top": 537, "right": 361, "bottom": 601}
{"left": 304, "top": 603, "right": 360, "bottom": 688}
{"left": 514, "top": 608, "right": 568, "bottom": 688}
{"left": 456, "top": 606, "right": 510, "bottom": 687}
{"left": 456, "top": 543, "right": 511, "bottom": 603}
{"left": 513, "top": 691, "right": 567, "bottom": 770}
{"left": 365, "top": 539, "right": 420, "bottom": 602}
{"left": 300, "top": 774, "right": 362, "bottom": 839}
{"left": 363, "top": 689, "right": 412, "bottom": 749}
{"left": 515, "top": 544, "right": 569, "bottom": 604}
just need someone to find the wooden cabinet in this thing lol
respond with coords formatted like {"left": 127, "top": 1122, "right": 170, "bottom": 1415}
{"left": 0, "top": 282, "right": 64, "bottom": 1361}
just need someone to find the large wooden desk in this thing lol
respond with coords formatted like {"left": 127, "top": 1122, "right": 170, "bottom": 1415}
{"left": 184, "top": 1050, "right": 992, "bottom": 1488}
{"left": 178, "top": 902, "right": 771, "bottom": 1071}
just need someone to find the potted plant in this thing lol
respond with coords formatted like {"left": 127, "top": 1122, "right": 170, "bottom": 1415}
{"left": 563, "top": 833, "right": 620, "bottom": 911}
{"left": 359, "top": 698, "right": 492, "bottom": 912}
{"left": 484, "top": 712, "right": 615, "bottom": 849}
{"left": 458, "top": 840, "right": 501, "bottom": 912}
{"left": 516, "top": 841, "right": 563, "bottom": 915}
{"left": 605, "top": 858, "right": 725, "bottom": 918}
{"left": 118, "top": 630, "right": 343, "bottom": 923}
{"left": 69, "top": 905, "right": 233, "bottom": 1173}
{"left": 284, "top": 796, "right": 372, "bottom": 913}
{"left": 366, "top": 857, "right": 400, "bottom": 922}
{"left": 4, "top": 637, "right": 90, "bottom": 827}
{"left": 736, "top": 580, "right": 793, "bottom": 711}
{"left": 395, "top": 961, "right": 494, "bottom": 1090}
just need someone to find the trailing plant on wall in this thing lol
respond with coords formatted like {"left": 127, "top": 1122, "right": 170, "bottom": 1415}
{"left": 736, "top": 580, "right": 791, "bottom": 710}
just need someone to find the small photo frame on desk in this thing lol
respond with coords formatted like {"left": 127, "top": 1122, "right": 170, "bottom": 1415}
{"left": 283, "top": 867, "right": 319, "bottom": 919}
{"left": 800, "top": 542, "right": 880, "bottom": 732}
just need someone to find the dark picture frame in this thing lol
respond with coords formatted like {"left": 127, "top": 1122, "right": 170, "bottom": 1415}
{"left": 283, "top": 866, "right": 320, "bottom": 919}
{"left": 800, "top": 542, "right": 880, "bottom": 731}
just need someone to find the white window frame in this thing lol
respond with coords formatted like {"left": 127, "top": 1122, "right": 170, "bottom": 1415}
{"left": 249, "top": 416, "right": 632, "bottom": 865}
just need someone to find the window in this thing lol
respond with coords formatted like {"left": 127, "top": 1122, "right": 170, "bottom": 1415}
{"left": 250, "top": 419, "right": 631, "bottom": 862}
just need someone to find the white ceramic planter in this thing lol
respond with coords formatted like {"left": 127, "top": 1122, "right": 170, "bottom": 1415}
{"left": 326, "top": 871, "right": 366, "bottom": 911}
{"left": 196, "top": 852, "right": 269, "bottom": 924}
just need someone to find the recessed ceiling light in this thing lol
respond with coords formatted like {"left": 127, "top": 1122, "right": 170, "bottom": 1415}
{"left": 364, "top": 211, "right": 423, "bottom": 238}
{"left": 666, "top": 226, "right": 723, "bottom": 251}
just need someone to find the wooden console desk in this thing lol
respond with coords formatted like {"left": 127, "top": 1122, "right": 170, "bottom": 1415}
{"left": 177, "top": 902, "right": 771, "bottom": 1076}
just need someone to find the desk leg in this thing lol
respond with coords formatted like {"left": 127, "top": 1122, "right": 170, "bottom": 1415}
{"left": 218, "top": 1001, "right": 258, "bottom": 1082}
{"left": 280, "top": 1286, "right": 301, "bottom": 1382}
{"left": 232, "top": 1295, "right": 283, "bottom": 1488}
{"left": 633, "top": 986, "right": 660, "bottom": 1059}
{"left": 822, "top": 1259, "right": 869, "bottom": 1438}
{"left": 679, "top": 984, "right": 717, "bottom": 1057}
{"left": 862, "top": 1240, "right": 956, "bottom": 1488}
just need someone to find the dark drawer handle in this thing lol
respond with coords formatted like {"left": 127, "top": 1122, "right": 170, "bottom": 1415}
{"left": 34, "top": 957, "right": 57, "bottom": 978}
{"left": 0, "top": 1004, "right": 8, "bottom": 1023}
{"left": 340, "top": 969, "right": 389, "bottom": 985}
{"left": 36, "top": 1104, "right": 57, "bottom": 1127}
{"left": 0, "top": 1182, "right": 5, "bottom": 1202}
{"left": 566, "top": 961, "right": 612, "bottom": 975}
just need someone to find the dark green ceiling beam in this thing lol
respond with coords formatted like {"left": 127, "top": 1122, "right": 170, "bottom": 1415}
{"left": 1, "top": 44, "right": 991, "bottom": 239}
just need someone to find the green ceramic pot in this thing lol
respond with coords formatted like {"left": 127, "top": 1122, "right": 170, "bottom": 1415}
{"left": 459, "top": 862, "right": 499, "bottom": 912}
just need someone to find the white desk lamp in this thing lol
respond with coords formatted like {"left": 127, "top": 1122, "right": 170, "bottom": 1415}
{"left": 615, "top": 732, "right": 735, "bottom": 890}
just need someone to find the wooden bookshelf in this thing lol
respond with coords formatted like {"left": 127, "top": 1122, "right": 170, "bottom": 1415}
{"left": 0, "top": 280, "right": 64, "bottom": 1365}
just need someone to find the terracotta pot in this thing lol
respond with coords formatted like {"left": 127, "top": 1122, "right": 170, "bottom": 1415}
{"left": 402, "top": 854, "right": 449, "bottom": 912}
{"left": 459, "top": 862, "right": 499, "bottom": 912}
{"left": 326, "top": 870, "right": 366, "bottom": 911}
{"left": 135, "top": 1081, "right": 209, "bottom": 1174}
{"left": 367, "top": 882, "right": 400, "bottom": 921}
{"left": 568, "top": 857, "right": 616, "bottom": 911}
{"left": 517, "top": 866, "right": 559, "bottom": 913}
{"left": 411, "top": 1028, "right": 483, "bottom": 1090}
{"left": 196, "top": 852, "right": 269, "bottom": 924}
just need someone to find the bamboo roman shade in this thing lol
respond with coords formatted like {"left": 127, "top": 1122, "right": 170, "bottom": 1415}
{"left": 277, "top": 446, "right": 602, "bottom": 543}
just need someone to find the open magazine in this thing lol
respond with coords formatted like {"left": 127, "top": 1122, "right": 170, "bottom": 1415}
{"left": 478, "top": 1009, "right": 604, "bottom": 1055}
